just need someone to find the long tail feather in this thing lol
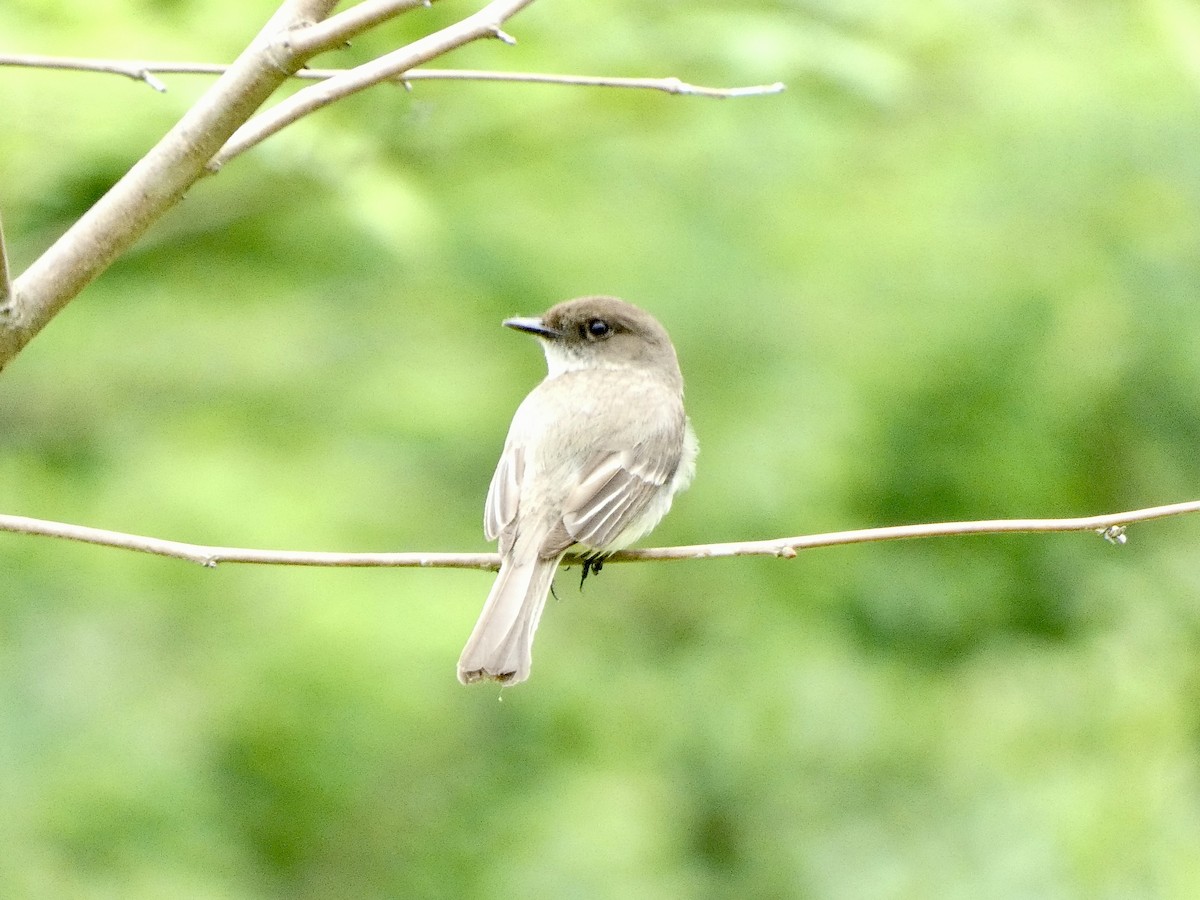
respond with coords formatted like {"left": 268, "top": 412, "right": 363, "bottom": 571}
{"left": 457, "top": 553, "right": 561, "bottom": 685}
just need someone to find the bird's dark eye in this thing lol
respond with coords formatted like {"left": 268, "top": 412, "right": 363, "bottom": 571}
{"left": 583, "top": 318, "right": 611, "bottom": 340}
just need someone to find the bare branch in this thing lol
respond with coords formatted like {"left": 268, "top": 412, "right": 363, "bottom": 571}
{"left": 395, "top": 70, "right": 786, "bottom": 97}
{"left": 1, "top": 501, "right": 1196, "bottom": 571}
{"left": 0, "top": 0, "right": 342, "bottom": 371}
{"left": 0, "top": 3, "right": 785, "bottom": 368}
{"left": 210, "top": 0, "right": 539, "bottom": 168}
{"left": 0, "top": 514, "right": 499, "bottom": 569}
{"left": 0, "top": 52, "right": 170, "bottom": 91}
{"left": 613, "top": 500, "right": 1200, "bottom": 562}
{"left": 284, "top": 0, "right": 437, "bottom": 57}
{"left": 0, "top": 52, "right": 786, "bottom": 97}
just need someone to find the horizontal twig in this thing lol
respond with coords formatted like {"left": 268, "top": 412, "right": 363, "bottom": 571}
{"left": 0, "top": 52, "right": 174, "bottom": 91}
{"left": 0, "top": 3, "right": 442, "bottom": 91}
{"left": 392, "top": 69, "right": 786, "bottom": 97}
{"left": 0, "top": 53, "right": 786, "bottom": 99}
{"left": 0, "top": 501, "right": 1196, "bottom": 571}
{"left": 615, "top": 500, "right": 1200, "bottom": 560}
{"left": 0, "top": 513, "right": 499, "bottom": 569}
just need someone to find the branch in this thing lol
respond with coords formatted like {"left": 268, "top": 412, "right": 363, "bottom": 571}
{"left": 0, "top": 3, "right": 438, "bottom": 79}
{"left": 283, "top": 0, "right": 437, "bottom": 56}
{"left": 0, "top": 2, "right": 788, "bottom": 369}
{"left": 0, "top": 53, "right": 786, "bottom": 98}
{"left": 0, "top": 52, "right": 174, "bottom": 91}
{"left": 0, "top": 0, "right": 546, "bottom": 369}
{"left": 615, "top": 500, "right": 1200, "bottom": 561}
{"left": 209, "top": 0, "right": 539, "bottom": 169}
{"left": 0, "top": 514, "right": 499, "bottom": 569}
{"left": 1, "top": 501, "right": 1196, "bottom": 570}
{"left": 392, "top": 70, "right": 786, "bottom": 97}
{"left": 0, "top": 0, "right": 342, "bottom": 371}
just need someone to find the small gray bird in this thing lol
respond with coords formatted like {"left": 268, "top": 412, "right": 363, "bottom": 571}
{"left": 458, "top": 296, "right": 698, "bottom": 685}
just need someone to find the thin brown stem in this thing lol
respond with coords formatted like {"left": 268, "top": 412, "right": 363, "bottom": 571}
{"left": 284, "top": 0, "right": 438, "bottom": 56}
{"left": 1, "top": 501, "right": 1195, "bottom": 570}
{"left": 393, "top": 70, "right": 786, "bottom": 97}
{"left": 613, "top": 500, "right": 1200, "bottom": 561}
{"left": 0, "top": 52, "right": 170, "bottom": 90}
{"left": 0, "top": 53, "right": 786, "bottom": 98}
{"left": 209, "top": 0, "right": 538, "bottom": 168}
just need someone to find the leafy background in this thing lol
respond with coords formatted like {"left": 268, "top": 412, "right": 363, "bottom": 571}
{"left": 2, "top": 0, "right": 1199, "bottom": 897}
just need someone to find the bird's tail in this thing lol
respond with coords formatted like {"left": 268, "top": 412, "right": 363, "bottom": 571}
{"left": 457, "top": 552, "right": 561, "bottom": 685}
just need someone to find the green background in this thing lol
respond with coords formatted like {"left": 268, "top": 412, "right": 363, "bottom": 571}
{"left": 2, "top": 1, "right": 1199, "bottom": 897}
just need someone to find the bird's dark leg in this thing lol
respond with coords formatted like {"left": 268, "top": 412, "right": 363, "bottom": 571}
{"left": 580, "top": 554, "right": 604, "bottom": 589}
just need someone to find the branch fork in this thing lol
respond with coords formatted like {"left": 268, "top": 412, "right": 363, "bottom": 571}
{"left": 0, "top": 0, "right": 784, "bottom": 371}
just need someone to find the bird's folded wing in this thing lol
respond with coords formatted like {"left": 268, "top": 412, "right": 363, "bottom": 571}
{"left": 484, "top": 445, "right": 523, "bottom": 544}
{"left": 557, "top": 449, "right": 674, "bottom": 550}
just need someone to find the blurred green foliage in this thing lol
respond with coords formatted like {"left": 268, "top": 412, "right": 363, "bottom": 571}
{"left": 2, "top": 0, "right": 1200, "bottom": 897}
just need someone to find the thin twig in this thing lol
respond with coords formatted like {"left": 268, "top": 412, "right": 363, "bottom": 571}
{"left": 0, "top": 53, "right": 786, "bottom": 97}
{"left": 209, "top": 0, "right": 538, "bottom": 169}
{"left": 0, "top": 514, "right": 499, "bottom": 569}
{"left": 395, "top": 69, "right": 786, "bottom": 97}
{"left": 0, "top": 3, "right": 438, "bottom": 79}
{"left": 614, "top": 500, "right": 1200, "bottom": 561}
{"left": 1, "top": 501, "right": 1196, "bottom": 570}
{"left": 283, "top": 0, "right": 437, "bottom": 56}
{"left": 0, "top": 52, "right": 171, "bottom": 91}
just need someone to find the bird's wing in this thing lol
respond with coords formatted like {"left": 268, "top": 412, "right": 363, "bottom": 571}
{"left": 484, "top": 444, "right": 523, "bottom": 546}
{"left": 555, "top": 447, "right": 676, "bottom": 551}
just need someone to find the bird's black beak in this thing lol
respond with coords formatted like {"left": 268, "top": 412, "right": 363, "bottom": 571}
{"left": 503, "top": 316, "right": 562, "bottom": 339}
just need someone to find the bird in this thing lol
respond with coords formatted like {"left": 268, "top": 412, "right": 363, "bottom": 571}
{"left": 457, "top": 296, "right": 698, "bottom": 685}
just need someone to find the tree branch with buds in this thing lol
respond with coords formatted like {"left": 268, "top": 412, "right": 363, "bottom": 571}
{"left": 0, "top": 0, "right": 783, "bottom": 371}
{"left": 0, "top": 53, "right": 786, "bottom": 98}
